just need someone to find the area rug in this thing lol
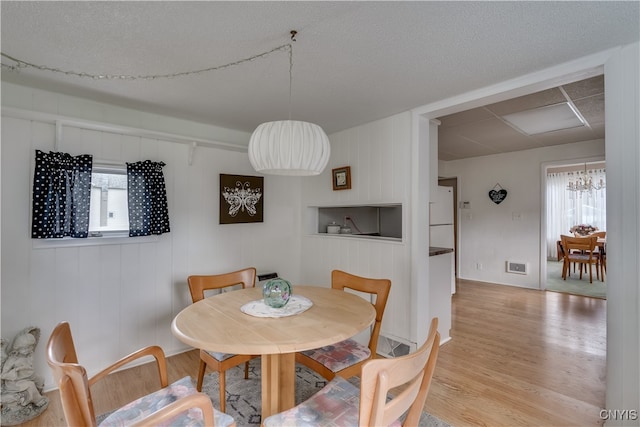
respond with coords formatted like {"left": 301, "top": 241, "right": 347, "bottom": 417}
{"left": 201, "top": 360, "right": 450, "bottom": 426}
{"left": 545, "top": 260, "right": 606, "bottom": 299}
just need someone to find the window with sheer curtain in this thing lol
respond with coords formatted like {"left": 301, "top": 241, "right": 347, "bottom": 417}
{"left": 546, "top": 167, "right": 606, "bottom": 259}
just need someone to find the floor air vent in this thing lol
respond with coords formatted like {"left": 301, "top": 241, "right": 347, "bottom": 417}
{"left": 377, "top": 335, "right": 413, "bottom": 358}
{"left": 506, "top": 261, "right": 528, "bottom": 274}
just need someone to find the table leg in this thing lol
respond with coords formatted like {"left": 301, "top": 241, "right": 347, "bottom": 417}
{"left": 261, "top": 353, "right": 295, "bottom": 420}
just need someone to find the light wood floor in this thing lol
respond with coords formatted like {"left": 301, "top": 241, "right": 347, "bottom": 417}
{"left": 426, "top": 279, "right": 606, "bottom": 426}
{"left": 25, "top": 279, "right": 606, "bottom": 426}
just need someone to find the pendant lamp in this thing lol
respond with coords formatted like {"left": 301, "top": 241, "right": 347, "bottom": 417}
{"left": 248, "top": 31, "right": 330, "bottom": 176}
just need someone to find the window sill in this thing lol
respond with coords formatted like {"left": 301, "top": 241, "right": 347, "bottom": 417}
{"left": 32, "top": 234, "right": 159, "bottom": 249}
{"left": 308, "top": 233, "right": 404, "bottom": 244}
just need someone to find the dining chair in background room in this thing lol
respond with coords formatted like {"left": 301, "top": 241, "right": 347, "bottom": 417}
{"left": 46, "top": 321, "right": 235, "bottom": 427}
{"left": 557, "top": 238, "right": 581, "bottom": 278}
{"left": 590, "top": 231, "right": 607, "bottom": 279}
{"left": 556, "top": 240, "right": 565, "bottom": 262}
{"left": 187, "top": 267, "right": 259, "bottom": 413}
{"left": 295, "top": 269, "right": 391, "bottom": 381}
{"left": 561, "top": 235, "right": 600, "bottom": 283}
{"left": 557, "top": 239, "right": 572, "bottom": 273}
{"left": 575, "top": 230, "right": 606, "bottom": 277}
{"left": 264, "top": 317, "right": 440, "bottom": 427}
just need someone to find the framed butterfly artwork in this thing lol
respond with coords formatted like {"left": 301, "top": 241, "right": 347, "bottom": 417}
{"left": 219, "top": 174, "right": 264, "bottom": 224}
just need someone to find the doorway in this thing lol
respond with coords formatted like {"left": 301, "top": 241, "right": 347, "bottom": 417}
{"left": 542, "top": 159, "right": 606, "bottom": 297}
{"left": 413, "top": 43, "right": 639, "bottom": 419}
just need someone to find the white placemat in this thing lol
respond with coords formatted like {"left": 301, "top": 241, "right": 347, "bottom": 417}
{"left": 240, "top": 295, "right": 313, "bottom": 318}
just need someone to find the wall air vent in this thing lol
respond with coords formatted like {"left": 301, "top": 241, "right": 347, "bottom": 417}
{"left": 506, "top": 261, "right": 528, "bottom": 275}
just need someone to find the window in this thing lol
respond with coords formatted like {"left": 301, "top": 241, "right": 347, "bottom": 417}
{"left": 31, "top": 150, "right": 170, "bottom": 243}
{"left": 546, "top": 165, "right": 606, "bottom": 259}
{"left": 89, "top": 166, "right": 129, "bottom": 236}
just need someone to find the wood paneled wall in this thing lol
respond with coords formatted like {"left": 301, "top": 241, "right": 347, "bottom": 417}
{"left": 1, "top": 85, "right": 302, "bottom": 390}
{"left": 300, "top": 112, "right": 415, "bottom": 345}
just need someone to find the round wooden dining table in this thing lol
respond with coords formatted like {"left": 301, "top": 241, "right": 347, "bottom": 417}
{"left": 171, "top": 285, "right": 376, "bottom": 419}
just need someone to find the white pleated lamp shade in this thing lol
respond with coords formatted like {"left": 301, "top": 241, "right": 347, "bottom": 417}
{"left": 248, "top": 120, "right": 331, "bottom": 176}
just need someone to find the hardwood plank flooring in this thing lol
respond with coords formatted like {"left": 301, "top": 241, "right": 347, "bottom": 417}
{"left": 426, "top": 279, "right": 606, "bottom": 426}
{"left": 24, "top": 279, "right": 606, "bottom": 426}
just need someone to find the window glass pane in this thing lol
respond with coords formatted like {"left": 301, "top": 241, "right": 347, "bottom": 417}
{"left": 89, "top": 171, "right": 129, "bottom": 232}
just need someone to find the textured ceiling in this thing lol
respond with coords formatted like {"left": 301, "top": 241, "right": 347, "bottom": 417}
{"left": 437, "top": 75, "right": 605, "bottom": 160}
{"left": 1, "top": 1, "right": 638, "bottom": 159}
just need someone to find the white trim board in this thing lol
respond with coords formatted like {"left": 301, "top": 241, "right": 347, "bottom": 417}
{"left": 2, "top": 106, "right": 248, "bottom": 154}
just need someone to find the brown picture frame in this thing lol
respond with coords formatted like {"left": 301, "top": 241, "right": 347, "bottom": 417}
{"left": 220, "top": 174, "right": 264, "bottom": 224}
{"left": 332, "top": 166, "right": 351, "bottom": 191}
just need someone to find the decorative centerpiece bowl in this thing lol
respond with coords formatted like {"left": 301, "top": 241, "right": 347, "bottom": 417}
{"left": 570, "top": 224, "right": 598, "bottom": 236}
{"left": 263, "top": 278, "right": 292, "bottom": 308}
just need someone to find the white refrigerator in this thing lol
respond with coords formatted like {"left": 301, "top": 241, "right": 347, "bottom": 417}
{"left": 429, "top": 186, "right": 454, "bottom": 248}
{"left": 429, "top": 185, "right": 456, "bottom": 296}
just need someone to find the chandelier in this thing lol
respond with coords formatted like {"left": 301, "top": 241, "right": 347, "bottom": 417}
{"left": 248, "top": 31, "right": 330, "bottom": 176}
{"left": 566, "top": 164, "right": 605, "bottom": 193}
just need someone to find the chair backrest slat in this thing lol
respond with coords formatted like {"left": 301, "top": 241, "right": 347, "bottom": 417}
{"left": 359, "top": 317, "right": 440, "bottom": 426}
{"left": 188, "top": 267, "right": 257, "bottom": 302}
{"left": 331, "top": 270, "right": 391, "bottom": 354}
{"left": 561, "top": 235, "right": 597, "bottom": 260}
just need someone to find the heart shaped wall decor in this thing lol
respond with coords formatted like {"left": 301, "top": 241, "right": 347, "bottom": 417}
{"left": 489, "top": 186, "right": 508, "bottom": 205}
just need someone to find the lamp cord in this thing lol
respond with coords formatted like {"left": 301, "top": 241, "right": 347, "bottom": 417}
{"left": 344, "top": 216, "right": 363, "bottom": 234}
{"left": 288, "top": 40, "right": 293, "bottom": 121}
{"left": 288, "top": 30, "right": 297, "bottom": 121}
{"left": 1, "top": 43, "right": 292, "bottom": 81}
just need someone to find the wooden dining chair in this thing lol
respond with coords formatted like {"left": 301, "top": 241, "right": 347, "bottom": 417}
{"left": 556, "top": 239, "right": 565, "bottom": 262}
{"left": 557, "top": 238, "right": 581, "bottom": 278}
{"left": 46, "top": 321, "right": 234, "bottom": 427}
{"left": 295, "top": 270, "right": 391, "bottom": 381}
{"left": 264, "top": 317, "right": 440, "bottom": 427}
{"left": 591, "top": 231, "right": 607, "bottom": 279}
{"left": 561, "top": 234, "right": 600, "bottom": 283}
{"left": 187, "top": 267, "right": 259, "bottom": 413}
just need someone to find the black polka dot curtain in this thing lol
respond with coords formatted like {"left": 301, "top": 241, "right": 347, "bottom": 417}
{"left": 126, "top": 160, "right": 171, "bottom": 236}
{"left": 31, "top": 150, "right": 93, "bottom": 238}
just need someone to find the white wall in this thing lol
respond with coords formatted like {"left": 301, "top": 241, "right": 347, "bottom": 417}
{"left": 441, "top": 139, "right": 605, "bottom": 288}
{"left": 1, "top": 83, "right": 302, "bottom": 390}
{"left": 299, "top": 112, "right": 416, "bottom": 345}
{"left": 604, "top": 41, "right": 639, "bottom": 423}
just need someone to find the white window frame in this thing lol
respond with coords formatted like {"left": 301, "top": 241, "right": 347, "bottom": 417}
{"left": 89, "top": 164, "right": 130, "bottom": 238}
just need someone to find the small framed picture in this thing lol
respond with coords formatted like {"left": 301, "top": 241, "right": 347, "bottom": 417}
{"left": 332, "top": 166, "right": 351, "bottom": 191}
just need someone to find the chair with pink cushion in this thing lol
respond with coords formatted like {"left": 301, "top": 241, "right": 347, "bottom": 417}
{"left": 46, "top": 321, "right": 235, "bottom": 427}
{"left": 187, "top": 267, "right": 259, "bottom": 413}
{"left": 295, "top": 270, "right": 391, "bottom": 381}
{"left": 264, "top": 317, "right": 440, "bottom": 427}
